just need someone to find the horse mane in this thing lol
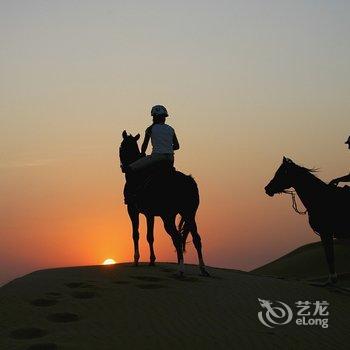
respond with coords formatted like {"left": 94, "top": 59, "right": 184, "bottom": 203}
{"left": 292, "top": 162, "right": 325, "bottom": 186}
{"left": 299, "top": 165, "right": 319, "bottom": 173}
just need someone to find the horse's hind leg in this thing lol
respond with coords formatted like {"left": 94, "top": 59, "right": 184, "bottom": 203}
{"left": 127, "top": 205, "right": 140, "bottom": 266}
{"left": 190, "top": 219, "right": 210, "bottom": 277}
{"left": 163, "top": 215, "right": 184, "bottom": 275}
{"left": 146, "top": 215, "right": 156, "bottom": 266}
{"left": 320, "top": 232, "right": 337, "bottom": 284}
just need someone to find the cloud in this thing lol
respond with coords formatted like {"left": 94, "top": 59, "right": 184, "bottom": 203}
{"left": 0, "top": 158, "right": 59, "bottom": 169}
{"left": 0, "top": 144, "right": 111, "bottom": 169}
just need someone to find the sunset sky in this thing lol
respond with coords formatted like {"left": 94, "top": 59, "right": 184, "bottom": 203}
{"left": 1, "top": 1, "right": 349, "bottom": 285}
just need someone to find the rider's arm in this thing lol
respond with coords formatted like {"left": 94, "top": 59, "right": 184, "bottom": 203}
{"left": 329, "top": 173, "right": 350, "bottom": 185}
{"left": 141, "top": 126, "right": 152, "bottom": 156}
{"left": 173, "top": 132, "right": 180, "bottom": 151}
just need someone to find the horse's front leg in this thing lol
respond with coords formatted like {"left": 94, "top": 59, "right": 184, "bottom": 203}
{"left": 320, "top": 232, "right": 337, "bottom": 284}
{"left": 127, "top": 204, "right": 140, "bottom": 266}
{"left": 146, "top": 215, "right": 156, "bottom": 266}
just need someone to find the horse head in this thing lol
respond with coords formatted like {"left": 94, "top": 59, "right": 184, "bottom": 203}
{"left": 119, "top": 130, "right": 141, "bottom": 170}
{"left": 265, "top": 157, "right": 296, "bottom": 196}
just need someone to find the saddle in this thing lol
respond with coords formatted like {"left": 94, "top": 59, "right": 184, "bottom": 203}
{"left": 332, "top": 184, "right": 350, "bottom": 194}
{"left": 124, "top": 160, "right": 176, "bottom": 205}
{"left": 328, "top": 184, "right": 350, "bottom": 207}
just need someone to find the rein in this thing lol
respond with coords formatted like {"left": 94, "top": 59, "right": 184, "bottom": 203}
{"left": 283, "top": 190, "right": 307, "bottom": 215}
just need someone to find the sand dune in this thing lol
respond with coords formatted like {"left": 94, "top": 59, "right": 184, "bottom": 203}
{"left": 1, "top": 262, "right": 350, "bottom": 350}
{"left": 253, "top": 240, "right": 350, "bottom": 285}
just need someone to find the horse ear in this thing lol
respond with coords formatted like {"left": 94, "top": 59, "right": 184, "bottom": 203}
{"left": 283, "top": 156, "right": 293, "bottom": 164}
{"left": 122, "top": 130, "right": 127, "bottom": 139}
{"left": 134, "top": 133, "right": 140, "bottom": 141}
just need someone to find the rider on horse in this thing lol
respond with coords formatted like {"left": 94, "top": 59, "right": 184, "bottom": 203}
{"left": 119, "top": 111, "right": 209, "bottom": 276}
{"left": 123, "top": 105, "right": 180, "bottom": 204}
{"left": 129, "top": 105, "right": 180, "bottom": 171}
{"left": 127, "top": 105, "right": 180, "bottom": 172}
{"left": 329, "top": 136, "right": 350, "bottom": 187}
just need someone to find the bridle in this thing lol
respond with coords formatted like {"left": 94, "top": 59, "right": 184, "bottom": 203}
{"left": 283, "top": 190, "right": 307, "bottom": 215}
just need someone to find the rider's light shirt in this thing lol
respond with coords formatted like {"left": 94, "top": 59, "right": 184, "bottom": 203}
{"left": 150, "top": 124, "right": 174, "bottom": 154}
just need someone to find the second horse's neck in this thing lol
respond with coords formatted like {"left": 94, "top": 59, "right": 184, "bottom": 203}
{"left": 292, "top": 171, "right": 327, "bottom": 213}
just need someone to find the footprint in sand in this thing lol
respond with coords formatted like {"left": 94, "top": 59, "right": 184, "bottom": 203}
{"left": 65, "top": 282, "right": 96, "bottom": 289}
{"left": 30, "top": 298, "right": 58, "bottom": 307}
{"left": 45, "top": 292, "right": 62, "bottom": 297}
{"left": 10, "top": 327, "right": 47, "bottom": 339}
{"left": 130, "top": 275, "right": 165, "bottom": 282}
{"left": 136, "top": 283, "right": 167, "bottom": 289}
{"left": 207, "top": 275, "right": 223, "bottom": 280}
{"left": 47, "top": 312, "right": 79, "bottom": 323}
{"left": 160, "top": 268, "right": 176, "bottom": 273}
{"left": 168, "top": 275, "right": 200, "bottom": 282}
{"left": 71, "top": 290, "right": 98, "bottom": 299}
{"left": 112, "top": 280, "right": 130, "bottom": 285}
{"left": 26, "top": 343, "right": 58, "bottom": 350}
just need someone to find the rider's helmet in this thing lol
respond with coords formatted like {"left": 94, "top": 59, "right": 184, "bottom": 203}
{"left": 345, "top": 136, "right": 350, "bottom": 144}
{"left": 151, "top": 105, "right": 168, "bottom": 117}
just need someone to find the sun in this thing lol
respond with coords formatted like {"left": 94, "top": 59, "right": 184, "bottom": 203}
{"left": 102, "top": 258, "right": 116, "bottom": 265}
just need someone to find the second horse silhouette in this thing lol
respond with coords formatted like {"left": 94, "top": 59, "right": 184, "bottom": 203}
{"left": 265, "top": 157, "right": 349, "bottom": 285}
{"left": 119, "top": 131, "right": 209, "bottom": 277}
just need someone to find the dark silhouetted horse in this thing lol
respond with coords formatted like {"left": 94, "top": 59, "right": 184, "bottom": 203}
{"left": 119, "top": 131, "right": 209, "bottom": 276}
{"left": 265, "top": 157, "right": 349, "bottom": 284}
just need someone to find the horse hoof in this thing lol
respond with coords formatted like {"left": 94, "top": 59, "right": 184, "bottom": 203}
{"left": 177, "top": 271, "right": 184, "bottom": 278}
{"left": 148, "top": 261, "right": 156, "bottom": 266}
{"left": 200, "top": 268, "right": 210, "bottom": 277}
{"left": 310, "top": 279, "right": 336, "bottom": 287}
{"left": 330, "top": 274, "right": 338, "bottom": 284}
{"left": 133, "top": 262, "right": 139, "bottom": 267}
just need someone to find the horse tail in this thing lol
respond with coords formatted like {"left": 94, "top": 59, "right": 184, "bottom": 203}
{"left": 178, "top": 216, "right": 191, "bottom": 252}
{"left": 177, "top": 174, "right": 200, "bottom": 252}
{"left": 178, "top": 216, "right": 185, "bottom": 232}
